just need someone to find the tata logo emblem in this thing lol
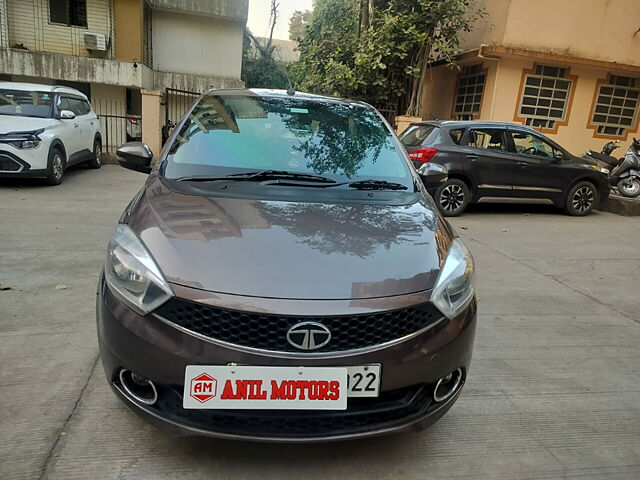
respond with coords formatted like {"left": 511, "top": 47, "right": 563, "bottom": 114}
{"left": 286, "top": 322, "right": 331, "bottom": 351}
{"left": 190, "top": 373, "right": 217, "bottom": 403}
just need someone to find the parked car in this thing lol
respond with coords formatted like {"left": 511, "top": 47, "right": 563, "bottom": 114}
{"left": 399, "top": 121, "right": 610, "bottom": 216}
{"left": 126, "top": 115, "right": 142, "bottom": 141}
{"left": 97, "top": 89, "right": 477, "bottom": 442}
{"left": 0, "top": 81, "right": 102, "bottom": 185}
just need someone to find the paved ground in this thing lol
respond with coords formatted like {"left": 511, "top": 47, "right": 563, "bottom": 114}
{"left": 1, "top": 165, "right": 639, "bottom": 480}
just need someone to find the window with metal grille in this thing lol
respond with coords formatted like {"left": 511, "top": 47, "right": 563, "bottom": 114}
{"left": 590, "top": 75, "right": 639, "bottom": 137}
{"left": 454, "top": 64, "right": 485, "bottom": 120}
{"left": 49, "top": 0, "right": 87, "bottom": 28}
{"left": 517, "top": 65, "right": 572, "bottom": 131}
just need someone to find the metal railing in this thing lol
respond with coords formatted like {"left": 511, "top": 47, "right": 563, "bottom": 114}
{"left": 164, "top": 87, "right": 200, "bottom": 143}
{"left": 94, "top": 99, "right": 141, "bottom": 155}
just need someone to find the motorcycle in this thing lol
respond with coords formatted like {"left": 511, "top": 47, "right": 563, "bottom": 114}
{"left": 585, "top": 140, "right": 620, "bottom": 171}
{"left": 586, "top": 139, "right": 640, "bottom": 198}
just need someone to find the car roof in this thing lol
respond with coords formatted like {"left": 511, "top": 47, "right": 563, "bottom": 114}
{"left": 410, "top": 119, "right": 539, "bottom": 133}
{"left": 0, "top": 81, "right": 88, "bottom": 100}
{"left": 201, "top": 88, "right": 370, "bottom": 108}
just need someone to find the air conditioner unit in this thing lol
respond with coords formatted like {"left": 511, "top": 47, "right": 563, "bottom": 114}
{"left": 84, "top": 33, "right": 107, "bottom": 51}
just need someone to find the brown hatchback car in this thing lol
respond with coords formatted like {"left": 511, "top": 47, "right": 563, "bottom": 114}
{"left": 97, "top": 89, "right": 477, "bottom": 442}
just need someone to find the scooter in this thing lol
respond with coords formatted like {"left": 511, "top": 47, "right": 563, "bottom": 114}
{"left": 610, "top": 139, "right": 640, "bottom": 198}
{"left": 585, "top": 140, "right": 620, "bottom": 171}
{"left": 586, "top": 139, "right": 640, "bottom": 198}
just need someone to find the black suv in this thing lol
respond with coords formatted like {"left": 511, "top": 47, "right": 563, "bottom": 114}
{"left": 399, "top": 121, "right": 610, "bottom": 216}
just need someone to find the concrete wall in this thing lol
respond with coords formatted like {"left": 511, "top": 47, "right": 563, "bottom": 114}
{"left": 0, "top": 48, "right": 243, "bottom": 92}
{"left": 463, "top": 0, "right": 640, "bottom": 67}
{"left": 114, "top": 0, "right": 143, "bottom": 63}
{"left": 148, "top": 0, "right": 248, "bottom": 21}
{"left": 152, "top": 10, "right": 243, "bottom": 79}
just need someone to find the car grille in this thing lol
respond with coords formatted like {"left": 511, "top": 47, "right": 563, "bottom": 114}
{"left": 153, "top": 383, "right": 434, "bottom": 438}
{"left": 154, "top": 298, "right": 444, "bottom": 353}
{"left": 0, "top": 153, "right": 23, "bottom": 172}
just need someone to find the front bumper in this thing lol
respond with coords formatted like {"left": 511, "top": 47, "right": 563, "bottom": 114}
{"left": 0, "top": 149, "right": 47, "bottom": 178}
{"left": 97, "top": 279, "right": 477, "bottom": 442}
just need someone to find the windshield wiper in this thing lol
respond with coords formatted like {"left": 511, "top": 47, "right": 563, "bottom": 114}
{"left": 329, "top": 179, "right": 409, "bottom": 191}
{"left": 176, "top": 170, "right": 336, "bottom": 184}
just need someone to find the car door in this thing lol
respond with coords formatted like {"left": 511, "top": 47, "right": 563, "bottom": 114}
{"left": 460, "top": 127, "right": 516, "bottom": 199}
{"left": 81, "top": 99, "right": 99, "bottom": 149}
{"left": 67, "top": 97, "right": 92, "bottom": 161}
{"left": 56, "top": 96, "right": 82, "bottom": 159}
{"left": 506, "top": 129, "right": 567, "bottom": 202}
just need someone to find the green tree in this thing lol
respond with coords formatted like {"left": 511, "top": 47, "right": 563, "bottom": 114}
{"left": 295, "top": 0, "right": 484, "bottom": 115}
{"left": 288, "top": 9, "right": 313, "bottom": 41}
{"left": 292, "top": 0, "right": 360, "bottom": 97}
{"left": 241, "top": 1, "right": 289, "bottom": 89}
{"left": 241, "top": 30, "right": 289, "bottom": 89}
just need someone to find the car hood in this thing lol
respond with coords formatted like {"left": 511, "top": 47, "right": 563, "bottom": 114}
{"left": 128, "top": 177, "right": 452, "bottom": 300}
{"left": 0, "top": 116, "right": 58, "bottom": 134}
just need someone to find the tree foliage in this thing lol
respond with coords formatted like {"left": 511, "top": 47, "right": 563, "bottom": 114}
{"left": 294, "top": 0, "right": 484, "bottom": 115}
{"left": 288, "top": 9, "right": 313, "bottom": 41}
{"left": 241, "top": 30, "right": 289, "bottom": 89}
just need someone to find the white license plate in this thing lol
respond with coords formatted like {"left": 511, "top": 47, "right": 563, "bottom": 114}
{"left": 183, "top": 364, "right": 381, "bottom": 410}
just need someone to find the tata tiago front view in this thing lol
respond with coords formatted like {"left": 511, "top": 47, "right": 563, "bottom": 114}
{"left": 97, "top": 89, "right": 477, "bottom": 442}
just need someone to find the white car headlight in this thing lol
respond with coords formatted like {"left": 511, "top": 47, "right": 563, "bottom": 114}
{"left": 104, "top": 224, "right": 173, "bottom": 315}
{"left": 431, "top": 238, "right": 475, "bottom": 319}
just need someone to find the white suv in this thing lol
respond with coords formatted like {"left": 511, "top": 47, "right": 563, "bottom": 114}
{"left": 0, "top": 82, "right": 102, "bottom": 185}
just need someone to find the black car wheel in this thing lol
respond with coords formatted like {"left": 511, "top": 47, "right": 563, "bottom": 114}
{"left": 564, "top": 181, "right": 598, "bottom": 216}
{"left": 87, "top": 138, "right": 102, "bottom": 169}
{"left": 435, "top": 179, "right": 470, "bottom": 217}
{"left": 44, "top": 147, "right": 65, "bottom": 186}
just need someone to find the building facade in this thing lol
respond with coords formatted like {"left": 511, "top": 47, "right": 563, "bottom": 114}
{"left": 0, "top": 0, "right": 248, "bottom": 154}
{"left": 419, "top": 0, "right": 640, "bottom": 155}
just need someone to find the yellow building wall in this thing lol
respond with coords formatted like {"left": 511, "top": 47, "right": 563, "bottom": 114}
{"left": 114, "top": 0, "right": 143, "bottom": 63}
{"left": 485, "top": 56, "right": 639, "bottom": 155}
{"left": 465, "top": 0, "right": 640, "bottom": 67}
{"left": 421, "top": 56, "right": 639, "bottom": 157}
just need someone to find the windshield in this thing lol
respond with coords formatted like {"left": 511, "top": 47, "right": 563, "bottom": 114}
{"left": 0, "top": 89, "right": 53, "bottom": 118}
{"left": 163, "top": 93, "right": 412, "bottom": 188}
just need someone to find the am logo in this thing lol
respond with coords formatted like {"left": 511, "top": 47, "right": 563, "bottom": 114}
{"left": 190, "top": 373, "right": 217, "bottom": 403}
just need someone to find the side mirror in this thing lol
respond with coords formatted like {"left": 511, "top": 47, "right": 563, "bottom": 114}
{"left": 552, "top": 150, "right": 565, "bottom": 162}
{"left": 417, "top": 162, "right": 448, "bottom": 187}
{"left": 60, "top": 110, "right": 76, "bottom": 120}
{"left": 116, "top": 142, "right": 153, "bottom": 174}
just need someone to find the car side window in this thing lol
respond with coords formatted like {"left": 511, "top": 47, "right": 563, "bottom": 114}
{"left": 464, "top": 128, "right": 508, "bottom": 152}
{"left": 81, "top": 100, "right": 92, "bottom": 115}
{"left": 510, "top": 131, "right": 557, "bottom": 158}
{"left": 448, "top": 128, "right": 464, "bottom": 145}
{"left": 57, "top": 97, "right": 72, "bottom": 114}
{"left": 68, "top": 97, "right": 87, "bottom": 116}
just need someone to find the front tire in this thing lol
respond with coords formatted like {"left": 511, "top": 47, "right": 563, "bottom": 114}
{"left": 44, "top": 148, "right": 65, "bottom": 186}
{"left": 87, "top": 138, "right": 102, "bottom": 169}
{"left": 564, "top": 181, "right": 598, "bottom": 216}
{"left": 617, "top": 177, "right": 640, "bottom": 198}
{"left": 435, "top": 179, "right": 470, "bottom": 217}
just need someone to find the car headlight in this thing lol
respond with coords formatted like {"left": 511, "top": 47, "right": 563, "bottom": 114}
{"left": 431, "top": 238, "right": 475, "bottom": 319}
{"left": 9, "top": 138, "right": 42, "bottom": 149}
{"left": 5, "top": 129, "right": 43, "bottom": 149}
{"left": 104, "top": 224, "right": 173, "bottom": 315}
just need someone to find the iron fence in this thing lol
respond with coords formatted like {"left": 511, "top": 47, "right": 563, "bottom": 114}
{"left": 374, "top": 104, "right": 398, "bottom": 128}
{"left": 94, "top": 99, "right": 141, "bottom": 155}
{"left": 164, "top": 87, "right": 200, "bottom": 143}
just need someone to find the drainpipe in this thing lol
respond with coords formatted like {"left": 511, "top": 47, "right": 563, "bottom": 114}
{"left": 477, "top": 45, "right": 501, "bottom": 121}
